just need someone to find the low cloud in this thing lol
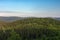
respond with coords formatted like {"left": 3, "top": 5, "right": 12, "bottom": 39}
{"left": 0, "top": 11, "right": 60, "bottom": 17}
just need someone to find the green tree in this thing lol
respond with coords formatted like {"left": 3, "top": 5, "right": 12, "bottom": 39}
{"left": 7, "top": 30, "right": 21, "bottom": 40}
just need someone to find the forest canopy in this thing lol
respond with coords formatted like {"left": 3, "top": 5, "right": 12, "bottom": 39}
{"left": 0, "top": 18, "right": 60, "bottom": 40}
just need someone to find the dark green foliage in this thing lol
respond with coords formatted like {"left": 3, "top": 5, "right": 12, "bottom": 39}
{"left": 7, "top": 30, "right": 21, "bottom": 40}
{"left": 0, "top": 18, "right": 60, "bottom": 40}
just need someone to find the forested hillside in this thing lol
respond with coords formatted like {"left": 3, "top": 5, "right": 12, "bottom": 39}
{"left": 0, "top": 18, "right": 60, "bottom": 40}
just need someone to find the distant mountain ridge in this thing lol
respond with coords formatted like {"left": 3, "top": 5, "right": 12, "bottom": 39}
{"left": 0, "top": 16, "right": 26, "bottom": 22}
{"left": 56, "top": 18, "right": 60, "bottom": 20}
{"left": 0, "top": 16, "right": 60, "bottom": 22}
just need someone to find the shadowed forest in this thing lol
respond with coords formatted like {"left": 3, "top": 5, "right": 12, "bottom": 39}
{"left": 0, "top": 18, "right": 60, "bottom": 40}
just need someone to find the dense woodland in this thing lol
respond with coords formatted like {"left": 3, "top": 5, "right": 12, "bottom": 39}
{"left": 0, "top": 18, "right": 60, "bottom": 40}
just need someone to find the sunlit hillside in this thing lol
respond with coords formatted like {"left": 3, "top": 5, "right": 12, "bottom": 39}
{"left": 0, "top": 18, "right": 60, "bottom": 40}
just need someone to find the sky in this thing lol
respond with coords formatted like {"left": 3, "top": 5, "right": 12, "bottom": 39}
{"left": 0, "top": 0, "right": 60, "bottom": 17}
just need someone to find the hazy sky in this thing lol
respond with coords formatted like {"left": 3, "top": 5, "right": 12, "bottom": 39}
{"left": 0, "top": 0, "right": 60, "bottom": 17}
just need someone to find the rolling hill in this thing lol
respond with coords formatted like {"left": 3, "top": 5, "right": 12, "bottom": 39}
{"left": 0, "top": 17, "right": 60, "bottom": 40}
